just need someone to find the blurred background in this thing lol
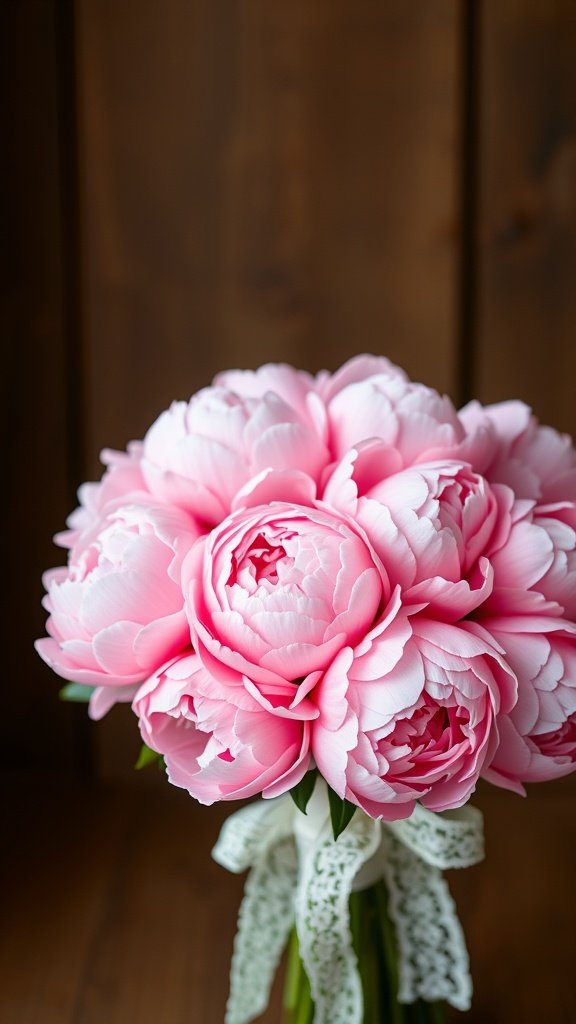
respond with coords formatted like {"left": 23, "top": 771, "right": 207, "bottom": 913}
{"left": 3, "top": 2, "right": 576, "bottom": 1022}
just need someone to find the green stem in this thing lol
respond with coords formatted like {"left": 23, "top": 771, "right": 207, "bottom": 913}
{"left": 283, "top": 929, "right": 302, "bottom": 1012}
{"left": 374, "top": 880, "right": 405, "bottom": 1024}
{"left": 427, "top": 1000, "right": 447, "bottom": 1024}
{"left": 294, "top": 978, "right": 313, "bottom": 1024}
{"left": 350, "top": 888, "right": 382, "bottom": 1024}
{"left": 282, "top": 928, "right": 313, "bottom": 1024}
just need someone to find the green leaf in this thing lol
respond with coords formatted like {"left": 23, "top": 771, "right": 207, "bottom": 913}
{"left": 289, "top": 768, "right": 318, "bottom": 814}
{"left": 135, "top": 743, "right": 161, "bottom": 770}
{"left": 59, "top": 682, "right": 96, "bottom": 703}
{"left": 327, "top": 786, "right": 357, "bottom": 840}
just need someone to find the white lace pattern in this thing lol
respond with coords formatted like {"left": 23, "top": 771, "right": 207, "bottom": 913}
{"left": 213, "top": 785, "right": 484, "bottom": 1024}
{"left": 295, "top": 811, "right": 381, "bottom": 1024}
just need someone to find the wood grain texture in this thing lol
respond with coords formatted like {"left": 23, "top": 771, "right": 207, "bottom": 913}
{"left": 1, "top": 1, "right": 83, "bottom": 770}
{"left": 76, "top": 0, "right": 461, "bottom": 464}
{"left": 473, "top": 0, "right": 576, "bottom": 434}
{"left": 2, "top": 777, "right": 575, "bottom": 1023}
{"left": 1, "top": 778, "right": 276, "bottom": 1024}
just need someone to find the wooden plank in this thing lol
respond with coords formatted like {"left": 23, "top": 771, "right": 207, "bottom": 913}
{"left": 1, "top": 1, "right": 83, "bottom": 770}
{"left": 76, "top": 0, "right": 461, "bottom": 466}
{"left": 300, "top": 1, "right": 460, "bottom": 389}
{"left": 473, "top": 0, "right": 576, "bottom": 435}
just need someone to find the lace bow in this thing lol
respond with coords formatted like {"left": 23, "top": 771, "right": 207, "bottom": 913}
{"left": 212, "top": 783, "right": 484, "bottom": 1024}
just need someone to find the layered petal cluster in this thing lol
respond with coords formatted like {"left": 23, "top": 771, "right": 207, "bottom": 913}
{"left": 325, "top": 445, "right": 509, "bottom": 619}
{"left": 184, "top": 499, "right": 385, "bottom": 687}
{"left": 486, "top": 499, "right": 576, "bottom": 619}
{"left": 36, "top": 501, "right": 199, "bottom": 717}
{"left": 326, "top": 370, "right": 466, "bottom": 467}
{"left": 134, "top": 652, "right": 311, "bottom": 803}
{"left": 37, "top": 353, "right": 576, "bottom": 813}
{"left": 56, "top": 443, "right": 147, "bottom": 550}
{"left": 141, "top": 384, "right": 329, "bottom": 525}
{"left": 460, "top": 399, "right": 576, "bottom": 503}
{"left": 312, "top": 600, "right": 516, "bottom": 820}
{"left": 215, "top": 362, "right": 319, "bottom": 421}
{"left": 481, "top": 618, "right": 576, "bottom": 789}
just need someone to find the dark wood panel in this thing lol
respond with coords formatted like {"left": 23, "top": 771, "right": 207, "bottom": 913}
{"left": 1, "top": 1, "right": 85, "bottom": 770}
{"left": 302, "top": 1, "right": 460, "bottom": 390}
{"left": 474, "top": 0, "right": 576, "bottom": 434}
{"left": 1, "top": 778, "right": 277, "bottom": 1024}
{"left": 76, "top": 0, "right": 461, "bottom": 467}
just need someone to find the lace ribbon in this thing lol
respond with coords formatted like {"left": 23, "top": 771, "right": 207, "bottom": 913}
{"left": 212, "top": 784, "right": 484, "bottom": 1024}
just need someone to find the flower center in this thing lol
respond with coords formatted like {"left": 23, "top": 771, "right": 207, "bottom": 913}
{"left": 381, "top": 698, "right": 471, "bottom": 785}
{"left": 232, "top": 532, "right": 289, "bottom": 588}
{"left": 536, "top": 713, "right": 576, "bottom": 760}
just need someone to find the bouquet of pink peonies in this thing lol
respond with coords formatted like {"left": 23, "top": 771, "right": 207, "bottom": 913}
{"left": 37, "top": 355, "right": 576, "bottom": 1024}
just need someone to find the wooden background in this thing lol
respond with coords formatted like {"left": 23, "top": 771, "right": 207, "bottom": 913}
{"left": 3, "top": 1, "right": 576, "bottom": 1022}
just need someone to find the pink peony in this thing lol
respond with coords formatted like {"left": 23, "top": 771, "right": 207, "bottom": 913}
{"left": 484, "top": 499, "right": 576, "bottom": 618}
{"left": 479, "top": 618, "right": 576, "bottom": 790}
{"left": 460, "top": 399, "right": 576, "bottom": 503}
{"left": 324, "top": 446, "right": 510, "bottom": 619}
{"left": 312, "top": 600, "right": 517, "bottom": 820}
{"left": 184, "top": 497, "right": 385, "bottom": 691}
{"left": 134, "top": 652, "right": 311, "bottom": 803}
{"left": 56, "top": 442, "right": 147, "bottom": 550}
{"left": 141, "top": 385, "right": 329, "bottom": 526}
{"left": 214, "top": 362, "right": 319, "bottom": 424}
{"left": 315, "top": 353, "right": 407, "bottom": 403}
{"left": 326, "top": 371, "right": 466, "bottom": 465}
{"left": 36, "top": 500, "right": 199, "bottom": 718}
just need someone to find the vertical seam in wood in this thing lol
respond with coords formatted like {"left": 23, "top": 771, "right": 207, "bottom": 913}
{"left": 55, "top": 1, "right": 84, "bottom": 499}
{"left": 457, "top": 0, "right": 480, "bottom": 407}
{"left": 55, "top": 0, "right": 94, "bottom": 779}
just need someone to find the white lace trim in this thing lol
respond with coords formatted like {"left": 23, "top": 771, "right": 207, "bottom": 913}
{"left": 381, "top": 830, "right": 473, "bottom": 1011}
{"left": 387, "top": 802, "right": 484, "bottom": 870}
{"left": 213, "top": 785, "right": 484, "bottom": 1024}
{"left": 213, "top": 798, "right": 298, "bottom": 1024}
{"left": 295, "top": 809, "right": 381, "bottom": 1024}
